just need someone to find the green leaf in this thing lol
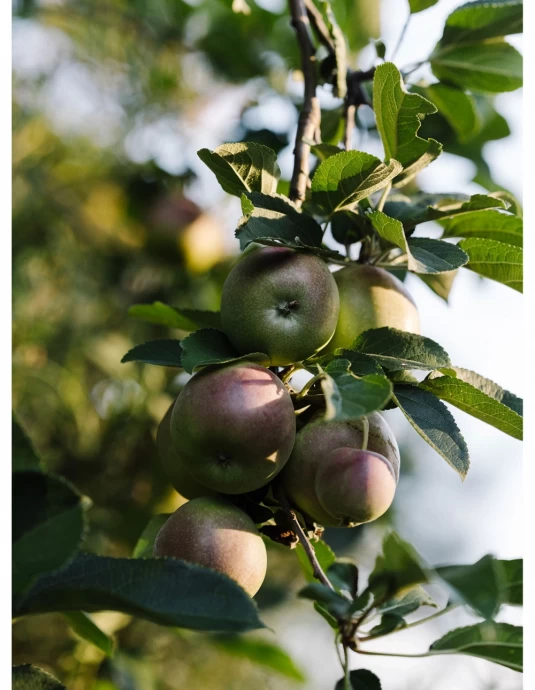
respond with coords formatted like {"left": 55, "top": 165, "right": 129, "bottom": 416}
{"left": 298, "top": 582, "right": 350, "bottom": 618}
{"left": 429, "top": 622, "right": 522, "bottom": 672}
{"left": 310, "top": 143, "right": 344, "bottom": 162}
{"left": 295, "top": 540, "right": 336, "bottom": 583}
{"left": 458, "top": 237, "right": 523, "bottom": 292}
{"left": 236, "top": 192, "right": 325, "bottom": 251}
{"left": 374, "top": 39, "right": 387, "bottom": 60}
{"left": 335, "top": 669, "right": 382, "bottom": 690}
{"left": 128, "top": 302, "right": 222, "bottom": 330}
{"left": 439, "top": 0, "right": 523, "bottom": 46}
{"left": 366, "top": 210, "right": 468, "bottom": 273}
{"left": 320, "top": 1, "right": 347, "bottom": 99}
{"left": 441, "top": 209, "right": 522, "bottom": 247}
{"left": 312, "top": 350, "right": 384, "bottom": 377}
{"left": 121, "top": 339, "right": 183, "bottom": 367}
{"left": 128, "top": 302, "right": 198, "bottom": 330}
{"left": 311, "top": 151, "right": 402, "bottom": 213}
{"left": 13, "top": 471, "right": 87, "bottom": 594}
{"left": 424, "top": 84, "right": 479, "bottom": 142}
{"left": 378, "top": 584, "right": 437, "bottom": 618}
{"left": 434, "top": 367, "right": 523, "bottom": 416}
{"left": 320, "top": 360, "right": 393, "bottom": 422}
{"left": 13, "top": 416, "right": 42, "bottom": 472}
{"left": 420, "top": 375, "right": 522, "bottom": 440}
{"left": 331, "top": 210, "right": 371, "bottom": 246}
{"left": 351, "top": 327, "right": 451, "bottom": 372}
{"left": 180, "top": 328, "right": 267, "bottom": 373}
{"left": 213, "top": 636, "right": 306, "bottom": 682}
{"left": 327, "top": 560, "right": 359, "bottom": 597}
{"left": 133, "top": 514, "right": 171, "bottom": 558}
{"left": 13, "top": 665, "right": 66, "bottom": 690}
{"left": 198, "top": 142, "right": 280, "bottom": 197}
{"left": 393, "top": 139, "right": 443, "bottom": 188}
{"left": 431, "top": 41, "right": 523, "bottom": 94}
{"left": 63, "top": 611, "right": 114, "bottom": 656}
{"left": 436, "top": 555, "right": 516, "bottom": 619}
{"left": 501, "top": 559, "right": 522, "bottom": 605}
{"left": 373, "top": 63, "right": 439, "bottom": 176}
{"left": 417, "top": 271, "right": 457, "bottom": 302}
{"left": 13, "top": 554, "right": 265, "bottom": 633}
{"left": 368, "top": 532, "right": 428, "bottom": 600}
{"left": 393, "top": 385, "right": 470, "bottom": 478}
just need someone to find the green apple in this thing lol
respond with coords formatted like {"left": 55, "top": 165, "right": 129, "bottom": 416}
{"left": 315, "top": 448, "right": 397, "bottom": 527}
{"left": 326, "top": 264, "right": 420, "bottom": 352}
{"left": 220, "top": 247, "right": 340, "bottom": 365}
{"left": 280, "top": 411, "right": 400, "bottom": 526}
{"left": 157, "top": 402, "right": 216, "bottom": 500}
{"left": 170, "top": 361, "right": 296, "bottom": 494}
{"left": 153, "top": 497, "right": 267, "bottom": 596}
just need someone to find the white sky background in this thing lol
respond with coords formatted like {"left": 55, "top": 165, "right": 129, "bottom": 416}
{"left": 11, "top": 1, "right": 524, "bottom": 688}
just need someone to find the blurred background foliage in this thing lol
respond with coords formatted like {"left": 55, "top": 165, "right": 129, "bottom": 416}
{"left": 12, "top": 1, "right": 520, "bottom": 689}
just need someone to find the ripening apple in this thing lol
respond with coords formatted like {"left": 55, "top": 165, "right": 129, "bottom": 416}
{"left": 157, "top": 402, "right": 216, "bottom": 500}
{"left": 170, "top": 361, "right": 296, "bottom": 494}
{"left": 153, "top": 497, "right": 267, "bottom": 596}
{"left": 315, "top": 448, "right": 397, "bottom": 527}
{"left": 326, "top": 264, "right": 420, "bottom": 352}
{"left": 221, "top": 247, "right": 340, "bottom": 365}
{"left": 280, "top": 411, "right": 400, "bottom": 526}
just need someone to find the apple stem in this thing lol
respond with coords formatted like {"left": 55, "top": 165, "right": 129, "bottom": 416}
{"left": 361, "top": 417, "right": 369, "bottom": 452}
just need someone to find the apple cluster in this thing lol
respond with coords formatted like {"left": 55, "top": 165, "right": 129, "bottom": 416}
{"left": 154, "top": 247, "right": 420, "bottom": 595}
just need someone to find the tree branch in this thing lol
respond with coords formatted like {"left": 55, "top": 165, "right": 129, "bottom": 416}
{"left": 304, "top": 0, "right": 334, "bottom": 54}
{"left": 275, "top": 484, "right": 335, "bottom": 590}
{"left": 289, "top": 0, "right": 321, "bottom": 205}
{"left": 343, "top": 68, "right": 375, "bottom": 150}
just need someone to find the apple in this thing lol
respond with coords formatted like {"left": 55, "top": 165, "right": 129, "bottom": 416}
{"left": 170, "top": 361, "right": 296, "bottom": 494}
{"left": 326, "top": 264, "right": 420, "bottom": 352}
{"left": 221, "top": 247, "right": 340, "bottom": 365}
{"left": 154, "top": 497, "right": 267, "bottom": 596}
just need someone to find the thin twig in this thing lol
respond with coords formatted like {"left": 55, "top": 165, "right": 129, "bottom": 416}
{"left": 375, "top": 182, "right": 392, "bottom": 213}
{"left": 343, "top": 103, "right": 356, "bottom": 150}
{"left": 289, "top": 0, "right": 322, "bottom": 205}
{"left": 343, "top": 643, "right": 351, "bottom": 690}
{"left": 304, "top": 0, "right": 334, "bottom": 54}
{"left": 275, "top": 484, "right": 335, "bottom": 590}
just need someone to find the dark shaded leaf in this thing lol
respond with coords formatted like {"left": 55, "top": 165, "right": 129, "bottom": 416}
{"left": 63, "top": 611, "right": 114, "bottom": 656}
{"left": 13, "top": 417, "right": 42, "bottom": 472}
{"left": 121, "top": 339, "right": 183, "bottom": 367}
{"left": 13, "top": 665, "right": 66, "bottom": 690}
{"left": 180, "top": 328, "right": 267, "bottom": 373}
{"left": 335, "top": 669, "right": 382, "bottom": 689}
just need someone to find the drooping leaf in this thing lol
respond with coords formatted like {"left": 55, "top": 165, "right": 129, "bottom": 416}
{"left": 180, "top": 328, "right": 267, "bottom": 373}
{"left": 431, "top": 41, "right": 523, "bottom": 94}
{"left": 327, "top": 560, "right": 359, "bottom": 597}
{"left": 63, "top": 611, "right": 114, "bottom": 656}
{"left": 393, "top": 385, "right": 470, "bottom": 478}
{"left": 367, "top": 532, "right": 428, "bottom": 600}
{"left": 13, "top": 417, "right": 42, "bottom": 472}
{"left": 417, "top": 271, "right": 457, "bottom": 302}
{"left": 212, "top": 635, "right": 306, "bottom": 682}
{"left": 351, "top": 328, "right": 451, "bottom": 371}
{"left": 320, "top": 360, "right": 393, "bottom": 422}
{"left": 311, "top": 151, "right": 402, "bottom": 213}
{"left": 424, "top": 83, "right": 480, "bottom": 142}
{"left": 236, "top": 192, "right": 324, "bottom": 250}
{"left": 13, "top": 471, "right": 87, "bottom": 595}
{"left": 133, "top": 514, "right": 171, "bottom": 558}
{"left": 13, "top": 554, "right": 265, "bottom": 633}
{"left": 334, "top": 669, "right": 382, "bottom": 690}
{"left": 409, "top": 0, "right": 438, "bottom": 14}
{"left": 439, "top": 0, "right": 523, "bottom": 47}
{"left": 428, "top": 622, "right": 522, "bottom": 672}
{"left": 198, "top": 142, "right": 280, "bottom": 197}
{"left": 312, "top": 350, "right": 384, "bottom": 377}
{"left": 378, "top": 584, "right": 437, "bottom": 618}
{"left": 366, "top": 210, "right": 468, "bottom": 273}
{"left": 128, "top": 302, "right": 222, "bottom": 330}
{"left": 501, "top": 559, "right": 522, "bottom": 605}
{"left": 12, "top": 665, "right": 66, "bottom": 690}
{"left": 441, "top": 209, "right": 522, "bottom": 247}
{"left": 373, "top": 63, "right": 440, "bottom": 178}
{"left": 459, "top": 237, "right": 523, "bottom": 292}
{"left": 319, "top": 1, "right": 347, "bottom": 99}
{"left": 121, "top": 339, "right": 183, "bottom": 367}
{"left": 298, "top": 582, "right": 350, "bottom": 618}
{"left": 420, "top": 375, "right": 522, "bottom": 439}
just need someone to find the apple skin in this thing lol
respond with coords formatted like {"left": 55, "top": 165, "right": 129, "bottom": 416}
{"left": 315, "top": 448, "right": 397, "bottom": 527}
{"left": 170, "top": 362, "right": 296, "bottom": 494}
{"left": 280, "top": 411, "right": 400, "bottom": 526}
{"left": 220, "top": 247, "right": 340, "bottom": 366}
{"left": 325, "top": 264, "right": 420, "bottom": 352}
{"left": 157, "top": 402, "right": 216, "bottom": 500}
{"left": 153, "top": 497, "right": 267, "bottom": 596}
